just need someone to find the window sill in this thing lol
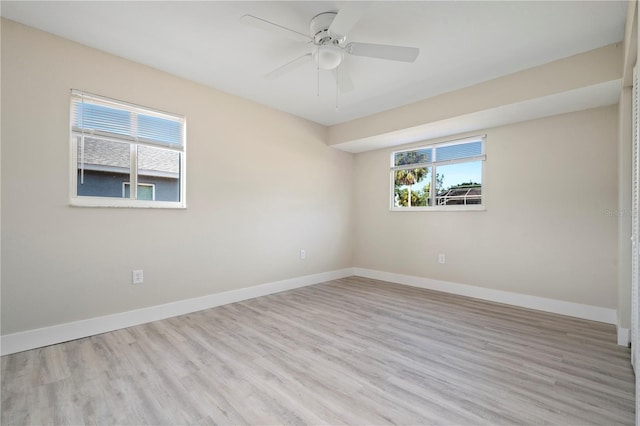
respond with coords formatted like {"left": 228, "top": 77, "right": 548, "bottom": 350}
{"left": 70, "top": 196, "right": 186, "bottom": 209}
{"left": 390, "top": 205, "right": 486, "bottom": 212}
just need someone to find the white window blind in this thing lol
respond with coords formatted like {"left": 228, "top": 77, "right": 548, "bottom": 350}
{"left": 392, "top": 137, "right": 485, "bottom": 168}
{"left": 71, "top": 90, "right": 185, "bottom": 150}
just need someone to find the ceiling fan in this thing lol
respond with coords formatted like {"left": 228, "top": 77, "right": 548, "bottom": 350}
{"left": 240, "top": 3, "right": 420, "bottom": 93}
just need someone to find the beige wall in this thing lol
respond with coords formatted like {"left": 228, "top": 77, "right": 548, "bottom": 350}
{"left": 0, "top": 19, "right": 354, "bottom": 334}
{"left": 353, "top": 106, "right": 619, "bottom": 308}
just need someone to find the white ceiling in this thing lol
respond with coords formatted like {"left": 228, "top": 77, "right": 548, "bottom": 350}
{"left": 1, "top": 1, "right": 629, "bottom": 127}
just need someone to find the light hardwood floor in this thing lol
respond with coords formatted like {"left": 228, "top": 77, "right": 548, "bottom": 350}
{"left": 1, "top": 276, "right": 636, "bottom": 425}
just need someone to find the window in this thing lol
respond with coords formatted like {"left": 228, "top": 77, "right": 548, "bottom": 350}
{"left": 391, "top": 136, "right": 485, "bottom": 210}
{"left": 70, "top": 90, "right": 186, "bottom": 208}
{"left": 123, "top": 183, "right": 155, "bottom": 201}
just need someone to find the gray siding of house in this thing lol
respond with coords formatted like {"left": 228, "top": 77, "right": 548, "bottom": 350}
{"left": 77, "top": 170, "right": 180, "bottom": 201}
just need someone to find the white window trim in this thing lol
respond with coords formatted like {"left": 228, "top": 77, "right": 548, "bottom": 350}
{"left": 390, "top": 135, "right": 486, "bottom": 212}
{"left": 69, "top": 90, "right": 187, "bottom": 209}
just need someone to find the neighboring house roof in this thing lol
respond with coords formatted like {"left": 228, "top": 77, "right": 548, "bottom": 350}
{"left": 77, "top": 137, "right": 179, "bottom": 178}
{"left": 437, "top": 186, "right": 482, "bottom": 205}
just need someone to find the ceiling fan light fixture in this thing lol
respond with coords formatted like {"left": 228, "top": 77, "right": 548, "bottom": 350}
{"left": 314, "top": 45, "right": 343, "bottom": 70}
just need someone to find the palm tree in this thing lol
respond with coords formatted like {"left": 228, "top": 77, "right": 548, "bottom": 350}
{"left": 394, "top": 167, "right": 428, "bottom": 207}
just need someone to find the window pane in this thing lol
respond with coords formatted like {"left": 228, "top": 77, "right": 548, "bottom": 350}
{"left": 393, "top": 167, "right": 431, "bottom": 207}
{"left": 137, "top": 145, "right": 181, "bottom": 202}
{"left": 394, "top": 148, "right": 431, "bottom": 166}
{"left": 435, "top": 161, "right": 482, "bottom": 205}
{"left": 435, "top": 141, "right": 482, "bottom": 162}
{"left": 77, "top": 137, "right": 130, "bottom": 198}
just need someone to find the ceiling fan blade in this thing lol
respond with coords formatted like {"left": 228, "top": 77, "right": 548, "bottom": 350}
{"left": 345, "top": 42, "right": 419, "bottom": 62}
{"left": 328, "top": 2, "right": 370, "bottom": 39}
{"left": 334, "top": 65, "right": 355, "bottom": 93}
{"left": 265, "top": 53, "right": 313, "bottom": 80}
{"left": 240, "top": 14, "right": 311, "bottom": 43}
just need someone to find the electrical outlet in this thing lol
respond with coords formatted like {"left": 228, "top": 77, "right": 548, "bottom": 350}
{"left": 132, "top": 269, "right": 144, "bottom": 284}
{"left": 438, "top": 254, "right": 446, "bottom": 264}
{"left": 300, "top": 249, "right": 306, "bottom": 260}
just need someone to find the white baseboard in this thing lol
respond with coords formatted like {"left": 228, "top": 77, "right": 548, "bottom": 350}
{"left": 0, "top": 268, "right": 355, "bottom": 356}
{"left": 617, "top": 327, "right": 630, "bottom": 347}
{"left": 2, "top": 267, "right": 624, "bottom": 355}
{"left": 353, "top": 268, "right": 618, "bottom": 326}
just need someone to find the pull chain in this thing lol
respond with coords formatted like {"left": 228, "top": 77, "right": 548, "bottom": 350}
{"left": 335, "top": 67, "right": 340, "bottom": 111}
{"left": 316, "top": 47, "right": 320, "bottom": 98}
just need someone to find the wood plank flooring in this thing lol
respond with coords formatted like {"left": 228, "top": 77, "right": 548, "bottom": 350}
{"left": 1, "top": 276, "right": 636, "bottom": 425}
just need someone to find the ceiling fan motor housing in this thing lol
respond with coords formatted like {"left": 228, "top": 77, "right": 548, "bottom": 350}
{"left": 310, "top": 12, "right": 341, "bottom": 44}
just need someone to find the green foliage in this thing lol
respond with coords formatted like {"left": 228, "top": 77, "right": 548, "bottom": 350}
{"left": 394, "top": 150, "right": 429, "bottom": 166}
{"left": 435, "top": 173, "right": 444, "bottom": 193}
{"left": 394, "top": 168, "right": 427, "bottom": 186}
{"left": 395, "top": 186, "right": 429, "bottom": 207}
{"left": 448, "top": 181, "right": 481, "bottom": 189}
{"left": 394, "top": 168, "right": 445, "bottom": 207}
{"left": 394, "top": 167, "right": 428, "bottom": 207}
{"left": 394, "top": 166, "right": 444, "bottom": 207}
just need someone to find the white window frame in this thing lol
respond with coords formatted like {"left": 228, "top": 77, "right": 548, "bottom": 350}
{"left": 69, "top": 90, "right": 186, "bottom": 208}
{"left": 390, "top": 135, "right": 486, "bottom": 211}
